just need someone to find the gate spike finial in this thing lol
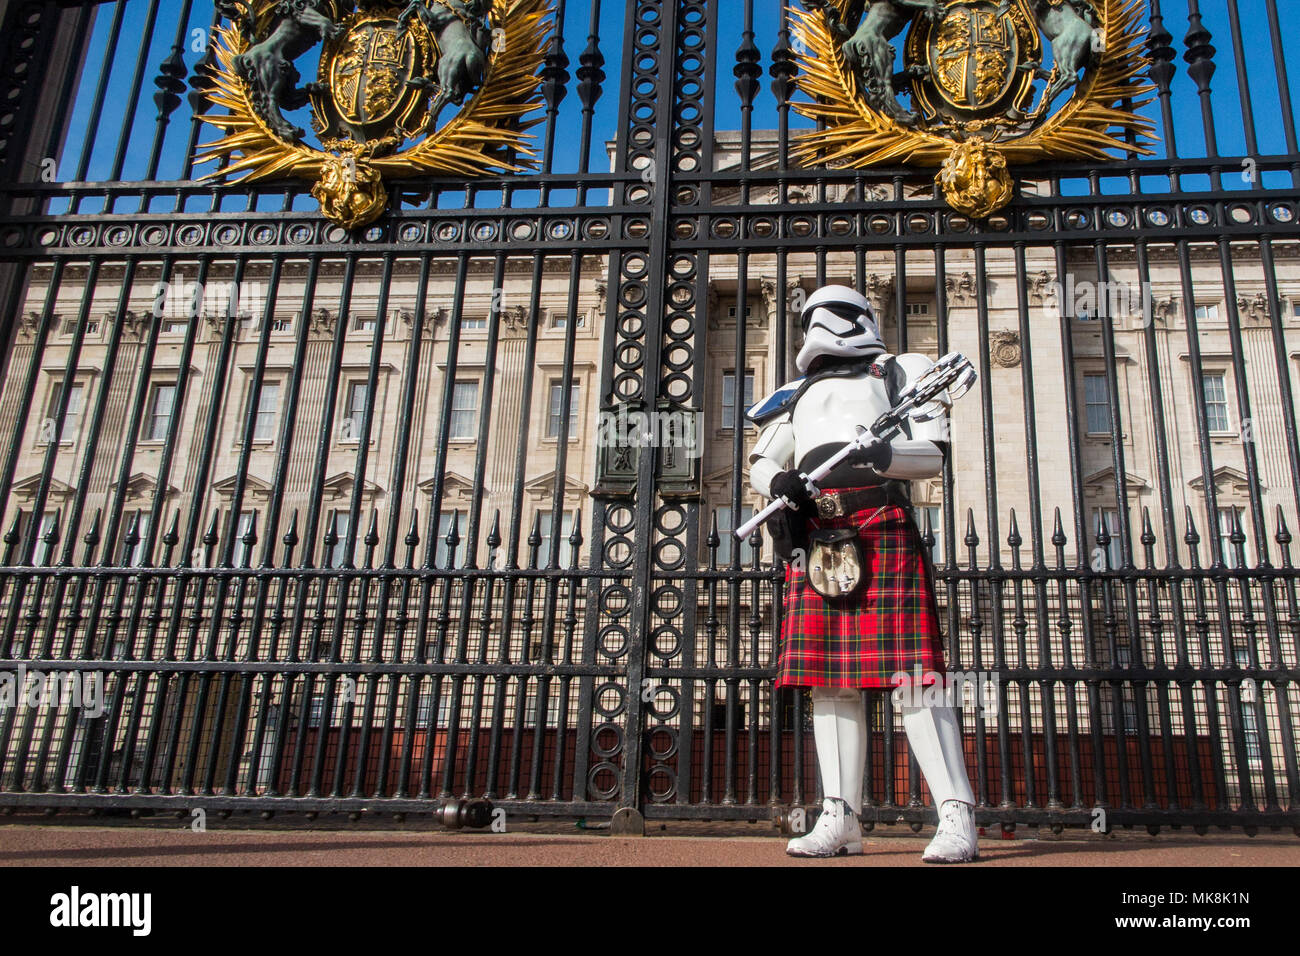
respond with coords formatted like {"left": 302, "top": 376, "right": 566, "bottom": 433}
{"left": 525, "top": 512, "right": 541, "bottom": 570}
{"left": 123, "top": 511, "right": 140, "bottom": 552}
{"left": 45, "top": 507, "right": 62, "bottom": 545}
{"left": 203, "top": 510, "right": 220, "bottom": 547}
{"left": 734, "top": 25, "right": 761, "bottom": 108}
{"left": 1182, "top": 0, "right": 1216, "bottom": 93}
{"left": 1229, "top": 507, "right": 1246, "bottom": 543}
{"left": 1051, "top": 507, "right": 1066, "bottom": 548}
{"left": 576, "top": 30, "right": 605, "bottom": 112}
{"left": 1145, "top": 0, "right": 1177, "bottom": 95}
{"left": 153, "top": 46, "right": 186, "bottom": 120}
{"left": 1140, "top": 507, "right": 1156, "bottom": 547}
{"left": 541, "top": 34, "right": 570, "bottom": 112}
{"left": 769, "top": 27, "right": 795, "bottom": 106}
{"left": 163, "top": 510, "right": 180, "bottom": 548}
{"left": 1095, "top": 510, "right": 1110, "bottom": 548}
{"left": 83, "top": 509, "right": 101, "bottom": 549}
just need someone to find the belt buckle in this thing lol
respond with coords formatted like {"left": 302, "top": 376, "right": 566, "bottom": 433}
{"left": 816, "top": 493, "right": 844, "bottom": 518}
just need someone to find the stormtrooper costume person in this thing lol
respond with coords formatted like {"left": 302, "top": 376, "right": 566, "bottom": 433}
{"left": 746, "top": 283, "right": 978, "bottom": 863}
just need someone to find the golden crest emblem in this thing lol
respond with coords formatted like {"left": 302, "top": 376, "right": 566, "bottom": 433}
{"left": 197, "top": 0, "right": 553, "bottom": 229}
{"left": 791, "top": 0, "right": 1156, "bottom": 217}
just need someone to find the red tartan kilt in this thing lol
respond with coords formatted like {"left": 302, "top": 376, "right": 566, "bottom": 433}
{"left": 775, "top": 492, "right": 945, "bottom": 690}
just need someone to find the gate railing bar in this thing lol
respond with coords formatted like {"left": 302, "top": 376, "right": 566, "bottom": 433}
{"left": 1182, "top": 0, "right": 1219, "bottom": 194}
{"left": 67, "top": 0, "right": 128, "bottom": 214}
{"left": 1097, "top": 239, "right": 1159, "bottom": 809}
{"left": 293, "top": 254, "right": 356, "bottom": 798}
{"left": 1052, "top": 237, "right": 1104, "bottom": 808}
{"left": 145, "top": 0, "right": 196, "bottom": 184}
{"left": 489, "top": 252, "right": 540, "bottom": 799}
{"left": 575, "top": 0, "right": 606, "bottom": 206}
{"left": 1263, "top": 0, "right": 1298, "bottom": 184}
{"left": 105, "top": 0, "right": 164, "bottom": 206}
{"left": 342, "top": 255, "right": 396, "bottom": 796}
{"left": 170, "top": 258, "right": 245, "bottom": 797}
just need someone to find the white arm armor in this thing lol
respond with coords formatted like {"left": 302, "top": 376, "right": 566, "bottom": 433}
{"left": 748, "top": 413, "right": 795, "bottom": 499}
{"left": 875, "top": 352, "right": 950, "bottom": 481}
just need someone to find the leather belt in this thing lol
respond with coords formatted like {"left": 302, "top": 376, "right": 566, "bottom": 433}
{"left": 814, "top": 486, "right": 894, "bottom": 518}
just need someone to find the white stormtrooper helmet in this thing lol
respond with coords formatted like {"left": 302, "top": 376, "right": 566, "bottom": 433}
{"left": 794, "top": 284, "right": 885, "bottom": 374}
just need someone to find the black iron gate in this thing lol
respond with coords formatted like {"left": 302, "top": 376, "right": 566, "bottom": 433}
{"left": 0, "top": 0, "right": 1297, "bottom": 835}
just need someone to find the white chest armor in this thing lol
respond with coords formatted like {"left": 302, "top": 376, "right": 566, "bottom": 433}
{"left": 790, "top": 373, "right": 894, "bottom": 464}
{"left": 746, "top": 352, "right": 951, "bottom": 499}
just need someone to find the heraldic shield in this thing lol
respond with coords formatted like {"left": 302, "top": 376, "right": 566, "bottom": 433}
{"left": 790, "top": 0, "right": 1156, "bottom": 218}
{"left": 197, "top": 0, "right": 553, "bottom": 230}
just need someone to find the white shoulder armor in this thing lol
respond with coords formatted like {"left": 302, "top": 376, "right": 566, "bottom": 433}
{"left": 746, "top": 377, "right": 805, "bottom": 426}
{"left": 894, "top": 352, "right": 952, "bottom": 410}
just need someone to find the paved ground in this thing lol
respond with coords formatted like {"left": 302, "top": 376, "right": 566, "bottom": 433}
{"left": 2, "top": 820, "right": 1298, "bottom": 866}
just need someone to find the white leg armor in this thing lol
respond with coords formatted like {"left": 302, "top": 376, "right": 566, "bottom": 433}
{"left": 900, "top": 703, "right": 979, "bottom": 863}
{"left": 786, "top": 687, "right": 866, "bottom": 857}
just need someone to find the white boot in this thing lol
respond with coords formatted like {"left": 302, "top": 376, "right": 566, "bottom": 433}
{"left": 786, "top": 687, "right": 866, "bottom": 858}
{"left": 786, "top": 797, "right": 863, "bottom": 857}
{"left": 900, "top": 703, "right": 979, "bottom": 863}
{"left": 923, "top": 799, "right": 977, "bottom": 864}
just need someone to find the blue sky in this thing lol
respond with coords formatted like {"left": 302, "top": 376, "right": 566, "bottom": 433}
{"left": 53, "top": 0, "right": 1300, "bottom": 197}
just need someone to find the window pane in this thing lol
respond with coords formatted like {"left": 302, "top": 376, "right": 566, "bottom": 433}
{"left": 147, "top": 384, "right": 176, "bottom": 441}
{"left": 1218, "top": 506, "right": 1244, "bottom": 568}
{"left": 123, "top": 511, "right": 151, "bottom": 567}
{"left": 34, "top": 511, "right": 56, "bottom": 566}
{"left": 327, "top": 510, "right": 350, "bottom": 567}
{"left": 235, "top": 510, "right": 256, "bottom": 566}
{"left": 47, "top": 381, "right": 84, "bottom": 442}
{"left": 343, "top": 382, "right": 368, "bottom": 439}
{"left": 435, "top": 510, "right": 464, "bottom": 568}
{"left": 547, "top": 380, "right": 579, "bottom": 439}
{"left": 451, "top": 382, "right": 478, "bottom": 439}
{"left": 252, "top": 382, "right": 279, "bottom": 440}
{"left": 537, "top": 510, "right": 576, "bottom": 566}
{"left": 1084, "top": 374, "right": 1111, "bottom": 433}
{"left": 1202, "top": 374, "right": 1229, "bottom": 431}
{"left": 1095, "top": 509, "right": 1122, "bottom": 569}
{"left": 722, "top": 371, "right": 755, "bottom": 429}
{"left": 714, "top": 506, "right": 755, "bottom": 564}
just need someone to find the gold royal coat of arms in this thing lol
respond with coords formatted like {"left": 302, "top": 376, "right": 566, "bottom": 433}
{"left": 792, "top": 0, "right": 1156, "bottom": 217}
{"left": 198, "top": 0, "right": 552, "bottom": 229}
